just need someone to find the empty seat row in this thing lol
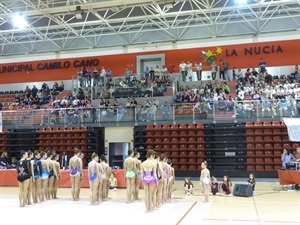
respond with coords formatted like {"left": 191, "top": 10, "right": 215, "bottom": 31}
{"left": 247, "top": 143, "right": 298, "bottom": 149}
{"left": 146, "top": 144, "right": 205, "bottom": 151}
{"left": 246, "top": 121, "right": 285, "bottom": 127}
{"left": 145, "top": 137, "right": 204, "bottom": 144}
{"left": 247, "top": 165, "right": 281, "bottom": 171}
{"left": 246, "top": 128, "right": 288, "bottom": 134}
{"left": 246, "top": 136, "right": 291, "bottom": 142}
{"left": 37, "top": 145, "right": 87, "bottom": 152}
{"left": 38, "top": 139, "right": 87, "bottom": 145}
{"left": 38, "top": 127, "right": 87, "bottom": 132}
{"left": 246, "top": 158, "right": 280, "bottom": 164}
{"left": 146, "top": 130, "right": 204, "bottom": 136}
{"left": 172, "top": 165, "right": 202, "bottom": 171}
{"left": 146, "top": 123, "right": 204, "bottom": 130}
{"left": 38, "top": 133, "right": 87, "bottom": 139}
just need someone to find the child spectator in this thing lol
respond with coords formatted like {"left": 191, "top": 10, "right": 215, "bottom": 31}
{"left": 211, "top": 176, "right": 219, "bottom": 195}
{"left": 247, "top": 173, "right": 256, "bottom": 195}
{"left": 184, "top": 177, "right": 194, "bottom": 195}
{"left": 109, "top": 172, "right": 118, "bottom": 190}
{"left": 221, "top": 175, "right": 232, "bottom": 196}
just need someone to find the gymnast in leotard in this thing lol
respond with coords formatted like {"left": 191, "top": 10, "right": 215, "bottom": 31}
{"left": 156, "top": 154, "right": 165, "bottom": 208}
{"left": 17, "top": 150, "right": 30, "bottom": 207}
{"left": 200, "top": 161, "right": 211, "bottom": 202}
{"left": 40, "top": 151, "right": 50, "bottom": 202}
{"left": 47, "top": 151, "right": 56, "bottom": 200}
{"left": 52, "top": 153, "right": 61, "bottom": 199}
{"left": 98, "top": 155, "right": 109, "bottom": 201}
{"left": 88, "top": 152, "right": 100, "bottom": 205}
{"left": 27, "top": 150, "right": 34, "bottom": 205}
{"left": 133, "top": 151, "right": 141, "bottom": 200}
{"left": 124, "top": 149, "right": 136, "bottom": 203}
{"left": 141, "top": 150, "right": 157, "bottom": 213}
{"left": 69, "top": 149, "right": 83, "bottom": 201}
{"left": 162, "top": 156, "right": 170, "bottom": 203}
{"left": 33, "top": 150, "right": 42, "bottom": 203}
{"left": 167, "top": 159, "right": 175, "bottom": 201}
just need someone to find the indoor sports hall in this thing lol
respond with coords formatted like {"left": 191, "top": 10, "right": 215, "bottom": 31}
{"left": 0, "top": 1, "right": 300, "bottom": 225}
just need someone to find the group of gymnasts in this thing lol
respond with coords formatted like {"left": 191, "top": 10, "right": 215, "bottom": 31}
{"left": 16, "top": 148, "right": 177, "bottom": 211}
{"left": 82, "top": 150, "right": 112, "bottom": 205}
{"left": 16, "top": 150, "right": 61, "bottom": 207}
{"left": 123, "top": 149, "right": 175, "bottom": 213}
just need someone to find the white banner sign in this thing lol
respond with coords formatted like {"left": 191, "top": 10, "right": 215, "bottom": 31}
{"left": 282, "top": 118, "right": 300, "bottom": 142}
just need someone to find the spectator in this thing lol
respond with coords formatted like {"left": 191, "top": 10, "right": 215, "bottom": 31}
{"left": 109, "top": 172, "right": 118, "bottom": 190}
{"left": 117, "top": 104, "right": 126, "bottom": 122}
{"left": 251, "top": 68, "right": 258, "bottom": 77}
{"left": 193, "top": 101, "right": 208, "bottom": 120}
{"left": 184, "top": 177, "right": 194, "bottom": 195}
{"left": 211, "top": 177, "right": 219, "bottom": 195}
{"left": 222, "top": 82, "right": 230, "bottom": 94}
{"left": 59, "top": 81, "right": 65, "bottom": 91}
{"left": 220, "top": 175, "right": 232, "bottom": 196}
{"left": 0, "top": 151, "right": 8, "bottom": 169}
{"left": 224, "top": 60, "right": 230, "bottom": 81}
{"left": 161, "top": 65, "right": 168, "bottom": 79}
{"left": 281, "top": 149, "right": 296, "bottom": 169}
{"left": 124, "top": 67, "right": 132, "bottom": 85}
{"left": 232, "top": 67, "right": 236, "bottom": 81}
{"left": 211, "top": 61, "right": 218, "bottom": 80}
{"left": 52, "top": 82, "right": 59, "bottom": 93}
{"left": 31, "top": 85, "right": 38, "bottom": 97}
{"left": 100, "top": 66, "right": 106, "bottom": 86}
{"left": 179, "top": 60, "right": 187, "bottom": 82}
{"left": 259, "top": 58, "right": 267, "bottom": 74}
{"left": 247, "top": 173, "right": 256, "bottom": 195}
{"left": 161, "top": 101, "right": 171, "bottom": 120}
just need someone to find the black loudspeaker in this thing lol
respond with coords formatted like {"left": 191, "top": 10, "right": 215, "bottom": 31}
{"left": 233, "top": 184, "right": 253, "bottom": 197}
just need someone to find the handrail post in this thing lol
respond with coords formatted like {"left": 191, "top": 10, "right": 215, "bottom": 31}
{"left": 172, "top": 104, "right": 176, "bottom": 124}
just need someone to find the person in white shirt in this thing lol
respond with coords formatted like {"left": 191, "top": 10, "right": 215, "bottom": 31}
{"left": 161, "top": 65, "right": 168, "bottom": 79}
{"left": 100, "top": 67, "right": 106, "bottom": 86}
{"left": 237, "top": 88, "right": 245, "bottom": 100}
{"left": 154, "top": 65, "right": 160, "bottom": 79}
{"left": 195, "top": 61, "right": 202, "bottom": 81}
{"left": 186, "top": 61, "right": 193, "bottom": 81}
{"left": 179, "top": 61, "right": 187, "bottom": 82}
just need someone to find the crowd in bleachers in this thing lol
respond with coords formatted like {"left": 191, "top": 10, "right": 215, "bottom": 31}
{"left": 1, "top": 62, "right": 300, "bottom": 124}
{"left": 0, "top": 81, "right": 65, "bottom": 111}
{"left": 76, "top": 66, "right": 172, "bottom": 99}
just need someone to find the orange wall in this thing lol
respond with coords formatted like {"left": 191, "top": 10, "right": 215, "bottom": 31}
{"left": 0, "top": 39, "right": 299, "bottom": 84}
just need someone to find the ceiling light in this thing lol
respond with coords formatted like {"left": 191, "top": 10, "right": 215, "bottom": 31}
{"left": 13, "top": 14, "right": 27, "bottom": 29}
{"left": 75, "top": 6, "right": 84, "bottom": 19}
{"left": 166, "top": 3, "right": 174, "bottom": 9}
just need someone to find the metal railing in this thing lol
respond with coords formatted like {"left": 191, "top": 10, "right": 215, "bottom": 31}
{"left": 71, "top": 73, "right": 177, "bottom": 100}
{"left": 1, "top": 99, "right": 298, "bottom": 129}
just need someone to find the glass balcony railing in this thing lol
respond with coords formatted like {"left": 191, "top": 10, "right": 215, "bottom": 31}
{"left": 1, "top": 99, "right": 298, "bottom": 129}
{"left": 72, "top": 73, "right": 175, "bottom": 100}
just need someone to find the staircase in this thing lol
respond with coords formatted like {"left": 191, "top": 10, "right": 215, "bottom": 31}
{"left": 164, "top": 86, "right": 174, "bottom": 97}
{"left": 56, "top": 90, "right": 72, "bottom": 99}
